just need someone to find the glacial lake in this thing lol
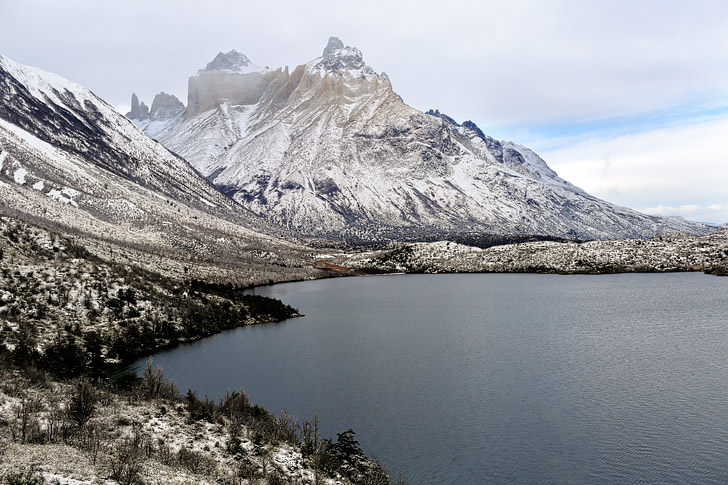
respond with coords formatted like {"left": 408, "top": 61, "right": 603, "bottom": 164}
{"left": 130, "top": 273, "right": 728, "bottom": 484}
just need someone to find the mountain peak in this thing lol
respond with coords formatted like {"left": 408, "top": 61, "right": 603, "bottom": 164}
{"left": 316, "top": 36, "right": 365, "bottom": 71}
{"left": 201, "top": 50, "right": 265, "bottom": 74}
{"left": 323, "top": 37, "right": 345, "bottom": 58}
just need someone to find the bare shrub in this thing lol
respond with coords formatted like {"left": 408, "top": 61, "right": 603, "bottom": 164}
{"left": 108, "top": 427, "right": 146, "bottom": 485}
{"left": 10, "top": 395, "right": 44, "bottom": 443}
{"left": 141, "top": 358, "right": 177, "bottom": 400}
{"left": 176, "top": 446, "right": 217, "bottom": 475}
{"left": 274, "top": 409, "right": 299, "bottom": 444}
{"left": 45, "top": 395, "right": 65, "bottom": 443}
{"left": 156, "top": 438, "right": 174, "bottom": 466}
{"left": 78, "top": 422, "right": 106, "bottom": 466}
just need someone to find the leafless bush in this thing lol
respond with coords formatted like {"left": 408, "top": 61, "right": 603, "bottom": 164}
{"left": 45, "top": 394, "right": 65, "bottom": 443}
{"left": 220, "top": 388, "right": 251, "bottom": 422}
{"left": 108, "top": 427, "right": 146, "bottom": 485}
{"left": 141, "top": 358, "right": 177, "bottom": 400}
{"left": 156, "top": 438, "right": 174, "bottom": 466}
{"left": 10, "top": 395, "right": 44, "bottom": 443}
{"left": 176, "top": 446, "right": 217, "bottom": 475}
{"left": 274, "top": 409, "right": 299, "bottom": 443}
{"left": 78, "top": 422, "right": 106, "bottom": 466}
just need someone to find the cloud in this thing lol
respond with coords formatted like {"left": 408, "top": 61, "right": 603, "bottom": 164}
{"left": 115, "top": 104, "right": 130, "bottom": 116}
{"left": 3, "top": 0, "right": 728, "bottom": 128}
{"left": 641, "top": 204, "right": 728, "bottom": 225}
{"left": 535, "top": 116, "right": 728, "bottom": 223}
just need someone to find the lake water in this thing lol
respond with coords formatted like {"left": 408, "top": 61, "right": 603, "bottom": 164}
{"left": 130, "top": 273, "right": 728, "bottom": 484}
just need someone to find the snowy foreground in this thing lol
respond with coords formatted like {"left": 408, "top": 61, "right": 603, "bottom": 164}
{"left": 0, "top": 368, "right": 390, "bottom": 485}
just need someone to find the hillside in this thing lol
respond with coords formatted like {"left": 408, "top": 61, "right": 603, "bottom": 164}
{"left": 0, "top": 53, "right": 320, "bottom": 286}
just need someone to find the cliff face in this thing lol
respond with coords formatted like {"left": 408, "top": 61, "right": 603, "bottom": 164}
{"left": 185, "top": 50, "right": 279, "bottom": 116}
{"left": 130, "top": 38, "right": 711, "bottom": 242}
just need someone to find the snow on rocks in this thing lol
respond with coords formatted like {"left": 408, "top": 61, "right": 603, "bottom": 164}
{"left": 47, "top": 187, "right": 79, "bottom": 207}
{"left": 344, "top": 230, "right": 728, "bottom": 275}
{"left": 13, "top": 167, "right": 27, "bottom": 184}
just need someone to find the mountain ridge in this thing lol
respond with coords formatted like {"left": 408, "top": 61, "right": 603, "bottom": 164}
{"left": 128, "top": 38, "right": 709, "bottom": 242}
{"left": 0, "top": 53, "right": 321, "bottom": 285}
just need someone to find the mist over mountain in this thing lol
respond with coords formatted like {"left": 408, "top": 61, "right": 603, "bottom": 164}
{"left": 129, "top": 37, "right": 709, "bottom": 242}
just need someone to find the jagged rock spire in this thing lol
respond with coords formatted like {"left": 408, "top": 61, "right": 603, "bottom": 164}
{"left": 150, "top": 92, "right": 185, "bottom": 120}
{"left": 316, "top": 36, "right": 365, "bottom": 71}
{"left": 126, "top": 93, "right": 149, "bottom": 120}
{"left": 323, "top": 37, "right": 345, "bottom": 58}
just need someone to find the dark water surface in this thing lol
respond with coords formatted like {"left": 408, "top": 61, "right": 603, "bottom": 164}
{"left": 130, "top": 273, "right": 728, "bottom": 484}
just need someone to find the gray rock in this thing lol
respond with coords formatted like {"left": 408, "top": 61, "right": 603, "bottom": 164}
{"left": 317, "top": 37, "right": 365, "bottom": 71}
{"left": 150, "top": 92, "right": 185, "bottom": 120}
{"left": 203, "top": 50, "right": 253, "bottom": 72}
{"left": 126, "top": 92, "right": 149, "bottom": 120}
{"left": 322, "top": 37, "right": 344, "bottom": 59}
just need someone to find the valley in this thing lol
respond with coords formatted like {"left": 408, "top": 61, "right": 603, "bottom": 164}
{"left": 0, "top": 35, "right": 725, "bottom": 485}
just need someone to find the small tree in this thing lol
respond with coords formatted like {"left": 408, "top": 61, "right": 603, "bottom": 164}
{"left": 10, "top": 395, "right": 44, "bottom": 444}
{"left": 141, "top": 358, "right": 177, "bottom": 399}
{"left": 334, "top": 429, "right": 362, "bottom": 463}
{"left": 66, "top": 379, "right": 96, "bottom": 431}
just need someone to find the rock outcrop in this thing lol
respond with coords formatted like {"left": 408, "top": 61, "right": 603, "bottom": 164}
{"left": 126, "top": 92, "right": 149, "bottom": 120}
{"left": 149, "top": 91, "right": 185, "bottom": 120}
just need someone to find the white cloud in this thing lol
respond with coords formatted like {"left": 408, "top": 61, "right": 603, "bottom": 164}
{"left": 641, "top": 204, "right": 728, "bottom": 225}
{"left": 115, "top": 103, "right": 130, "bottom": 115}
{"left": 3, "top": 0, "right": 728, "bottom": 127}
{"left": 536, "top": 117, "right": 728, "bottom": 224}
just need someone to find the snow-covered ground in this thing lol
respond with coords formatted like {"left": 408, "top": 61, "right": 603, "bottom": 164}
{"left": 342, "top": 229, "right": 728, "bottom": 275}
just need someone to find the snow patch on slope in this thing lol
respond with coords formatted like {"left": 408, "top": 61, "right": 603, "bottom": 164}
{"left": 13, "top": 167, "right": 27, "bottom": 184}
{"left": 47, "top": 187, "right": 79, "bottom": 207}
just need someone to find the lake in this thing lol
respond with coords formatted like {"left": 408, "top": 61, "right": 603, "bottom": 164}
{"left": 129, "top": 273, "right": 728, "bottom": 484}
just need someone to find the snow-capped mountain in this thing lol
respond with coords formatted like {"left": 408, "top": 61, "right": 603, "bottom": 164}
{"left": 130, "top": 37, "right": 709, "bottom": 241}
{"left": 0, "top": 54, "right": 316, "bottom": 284}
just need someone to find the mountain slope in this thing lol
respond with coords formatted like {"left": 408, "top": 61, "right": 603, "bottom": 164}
{"left": 0, "top": 54, "right": 319, "bottom": 285}
{"left": 132, "top": 37, "right": 709, "bottom": 242}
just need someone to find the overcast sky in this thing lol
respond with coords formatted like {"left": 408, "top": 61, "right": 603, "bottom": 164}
{"left": 3, "top": 0, "right": 727, "bottom": 223}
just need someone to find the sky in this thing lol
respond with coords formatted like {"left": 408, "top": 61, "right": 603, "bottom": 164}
{"left": 2, "top": 0, "right": 727, "bottom": 223}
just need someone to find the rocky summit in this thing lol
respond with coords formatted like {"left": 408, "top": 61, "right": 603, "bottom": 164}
{"left": 128, "top": 38, "right": 710, "bottom": 242}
